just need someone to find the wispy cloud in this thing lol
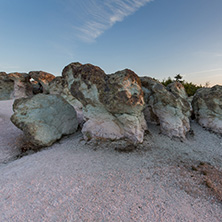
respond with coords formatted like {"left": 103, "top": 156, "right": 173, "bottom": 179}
{"left": 186, "top": 68, "right": 222, "bottom": 75}
{"left": 74, "top": 0, "right": 153, "bottom": 42}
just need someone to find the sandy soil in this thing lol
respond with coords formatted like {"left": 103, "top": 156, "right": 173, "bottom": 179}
{"left": 0, "top": 100, "right": 222, "bottom": 221}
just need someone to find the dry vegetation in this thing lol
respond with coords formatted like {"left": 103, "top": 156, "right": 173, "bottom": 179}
{"left": 181, "top": 161, "right": 222, "bottom": 203}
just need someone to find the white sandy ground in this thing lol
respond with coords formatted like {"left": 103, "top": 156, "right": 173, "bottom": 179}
{"left": 0, "top": 100, "right": 222, "bottom": 221}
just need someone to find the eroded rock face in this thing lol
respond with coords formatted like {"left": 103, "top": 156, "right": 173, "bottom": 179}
{"left": 49, "top": 76, "right": 84, "bottom": 126}
{"left": 141, "top": 77, "right": 191, "bottom": 139}
{"left": 167, "top": 81, "right": 193, "bottom": 112}
{"left": 0, "top": 72, "right": 14, "bottom": 100}
{"left": 8, "top": 73, "right": 33, "bottom": 99}
{"left": 29, "top": 71, "right": 55, "bottom": 94}
{"left": 11, "top": 94, "right": 78, "bottom": 147}
{"left": 0, "top": 71, "right": 55, "bottom": 100}
{"left": 192, "top": 85, "right": 222, "bottom": 134}
{"left": 62, "top": 62, "right": 147, "bottom": 143}
{"left": 167, "top": 81, "right": 188, "bottom": 100}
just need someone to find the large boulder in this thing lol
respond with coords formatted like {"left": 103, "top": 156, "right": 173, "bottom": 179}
{"left": 8, "top": 72, "right": 33, "bottom": 99}
{"left": 0, "top": 72, "right": 14, "bottom": 100}
{"left": 167, "top": 81, "right": 189, "bottom": 100}
{"left": 167, "top": 81, "right": 193, "bottom": 112}
{"left": 192, "top": 85, "right": 222, "bottom": 134}
{"left": 62, "top": 62, "right": 147, "bottom": 143}
{"left": 11, "top": 94, "right": 78, "bottom": 147}
{"left": 29, "top": 71, "right": 55, "bottom": 94}
{"left": 141, "top": 77, "right": 191, "bottom": 139}
{"left": 49, "top": 76, "right": 84, "bottom": 126}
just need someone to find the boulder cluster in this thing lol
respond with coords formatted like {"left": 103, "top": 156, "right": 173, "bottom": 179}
{"left": 1, "top": 63, "right": 221, "bottom": 147}
{"left": 0, "top": 71, "right": 55, "bottom": 100}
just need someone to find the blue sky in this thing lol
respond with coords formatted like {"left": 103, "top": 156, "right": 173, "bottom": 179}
{"left": 0, "top": 0, "right": 222, "bottom": 86}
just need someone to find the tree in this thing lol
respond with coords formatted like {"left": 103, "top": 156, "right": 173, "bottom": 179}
{"left": 174, "top": 74, "right": 183, "bottom": 82}
{"left": 205, "top": 81, "right": 210, "bottom": 88}
{"left": 161, "top": 76, "right": 203, "bottom": 96}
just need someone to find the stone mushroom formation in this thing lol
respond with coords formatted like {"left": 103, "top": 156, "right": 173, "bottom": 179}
{"left": 0, "top": 63, "right": 221, "bottom": 148}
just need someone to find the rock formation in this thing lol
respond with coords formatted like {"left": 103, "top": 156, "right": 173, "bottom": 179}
{"left": 167, "top": 81, "right": 189, "bottom": 100}
{"left": 11, "top": 94, "right": 78, "bottom": 147}
{"left": 29, "top": 71, "right": 55, "bottom": 94}
{"left": 167, "top": 81, "right": 193, "bottom": 112}
{"left": 62, "top": 62, "right": 147, "bottom": 143}
{"left": 49, "top": 76, "right": 84, "bottom": 126}
{"left": 141, "top": 77, "right": 191, "bottom": 139}
{"left": 192, "top": 85, "right": 222, "bottom": 134}
{"left": 0, "top": 71, "right": 56, "bottom": 100}
{"left": 8, "top": 72, "right": 33, "bottom": 99}
{"left": 0, "top": 72, "right": 14, "bottom": 100}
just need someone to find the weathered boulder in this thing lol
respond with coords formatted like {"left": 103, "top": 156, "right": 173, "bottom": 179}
{"left": 49, "top": 76, "right": 84, "bottom": 126}
{"left": 31, "top": 79, "right": 44, "bottom": 94}
{"left": 167, "top": 81, "right": 193, "bottom": 112}
{"left": 8, "top": 72, "right": 33, "bottom": 99}
{"left": 0, "top": 72, "right": 14, "bottom": 100}
{"left": 11, "top": 94, "right": 78, "bottom": 147}
{"left": 62, "top": 62, "right": 147, "bottom": 143}
{"left": 29, "top": 71, "right": 55, "bottom": 94}
{"left": 192, "top": 85, "right": 222, "bottom": 134}
{"left": 141, "top": 77, "right": 191, "bottom": 139}
{"left": 167, "top": 81, "right": 188, "bottom": 100}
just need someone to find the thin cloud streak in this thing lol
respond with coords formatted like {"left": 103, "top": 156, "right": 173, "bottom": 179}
{"left": 75, "top": 0, "right": 153, "bottom": 42}
{"left": 186, "top": 68, "right": 222, "bottom": 75}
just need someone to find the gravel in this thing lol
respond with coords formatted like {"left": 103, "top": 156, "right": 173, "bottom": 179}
{"left": 0, "top": 100, "right": 222, "bottom": 221}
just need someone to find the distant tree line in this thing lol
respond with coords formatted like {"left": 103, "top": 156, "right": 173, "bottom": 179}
{"left": 161, "top": 74, "right": 203, "bottom": 97}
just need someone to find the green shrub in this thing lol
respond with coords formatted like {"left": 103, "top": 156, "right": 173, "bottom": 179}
{"left": 162, "top": 77, "right": 173, "bottom": 86}
{"left": 182, "top": 81, "right": 202, "bottom": 97}
{"left": 161, "top": 76, "right": 202, "bottom": 96}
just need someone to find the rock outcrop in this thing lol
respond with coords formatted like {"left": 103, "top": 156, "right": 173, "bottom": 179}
{"left": 167, "top": 81, "right": 193, "bottom": 112}
{"left": 167, "top": 81, "right": 189, "bottom": 100}
{"left": 62, "top": 62, "right": 147, "bottom": 143}
{"left": 11, "top": 94, "right": 78, "bottom": 147}
{"left": 49, "top": 76, "right": 84, "bottom": 126}
{"left": 29, "top": 71, "right": 55, "bottom": 94}
{"left": 141, "top": 77, "right": 191, "bottom": 139}
{"left": 0, "top": 72, "right": 14, "bottom": 100}
{"left": 0, "top": 71, "right": 56, "bottom": 100}
{"left": 192, "top": 85, "right": 222, "bottom": 134}
{"left": 8, "top": 73, "right": 33, "bottom": 99}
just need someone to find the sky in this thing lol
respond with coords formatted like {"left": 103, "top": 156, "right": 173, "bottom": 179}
{"left": 0, "top": 0, "right": 222, "bottom": 86}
